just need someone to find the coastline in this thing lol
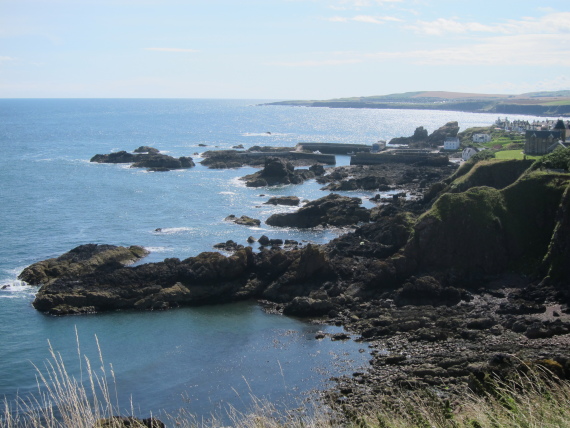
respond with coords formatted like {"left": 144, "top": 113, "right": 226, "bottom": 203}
{"left": 263, "top": 100, "right": 570, "bottom": 117}
{"left": 17, "top": 152, "right": 570, "bottom": 421}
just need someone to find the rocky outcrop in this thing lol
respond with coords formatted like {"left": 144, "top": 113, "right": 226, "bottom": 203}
{"left": 427, "top": 121, "right": 459, "bottom": 146}
{"left": 90, "top": 148, "right": 195, "bottom": 171}
{"left": 132, "top": 154, "right": 195, "bottom": 170}
{"left": 27, "top": 243, "right": 336, "bottom": 315}
{"left": 134, "top": 146, "right": 160, "bottom": 154}
{"left": 388, "top": 121, "right": 459, "bottom": 148}
{"left": 201, "top": 148, "right": 335, "bottom": 169}
{"left": 323, "top": 176, "right": 390, "bottom": 191}
{"left": 266, "top": 193, "right": 370, "bottom": 228}
{"left": 32, "top": 247, "right": 256, "bottom": 314}
{"left": 264, "top": 196, "right": 301, "bottom": 206}
{"left": 318, "top": 164, "right": 454, "bottom": 198}
{"left": 19, "top": 244, "right": 149, "bottom": 286}
{"left": 242, "top": 157, "right": 315, "bottom": 187}
{"left": 224, "top": 215, "right": 261, "bottom": 226}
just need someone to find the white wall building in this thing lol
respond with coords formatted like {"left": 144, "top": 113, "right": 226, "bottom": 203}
{"left": 443, "top": 137, "right": 460, "bottom": 150}
{"left": 472, "top": 134, "right": 491, "bottom": 143}
{"left": 462, "top": 147, "right": 482, "bottom": 161}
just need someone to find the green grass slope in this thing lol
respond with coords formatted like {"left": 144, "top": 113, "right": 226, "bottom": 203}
{"left": 407, "top": 169, "right": 570, "bottom": 278}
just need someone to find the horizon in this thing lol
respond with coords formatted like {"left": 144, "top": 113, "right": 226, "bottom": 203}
{"left": 1, "top": 0, "right": 569, "bottom": 99}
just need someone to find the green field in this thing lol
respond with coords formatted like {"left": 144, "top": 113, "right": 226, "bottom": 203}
{"left": 494, "top": 150, "right": 539, "bottom": 160}
{"left": 543, "top": 100, "right": 570, "bottom": 106}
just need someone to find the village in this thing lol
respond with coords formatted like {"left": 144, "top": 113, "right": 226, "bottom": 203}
{"left": 347, "top": 117, "right": 570, "bottom": 164}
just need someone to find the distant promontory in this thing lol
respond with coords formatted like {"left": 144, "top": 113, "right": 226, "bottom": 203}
{"left": 264, "top": 90, "right": 570, "bottom": 117}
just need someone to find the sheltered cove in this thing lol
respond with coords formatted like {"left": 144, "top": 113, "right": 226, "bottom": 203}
{"left": 19, "top": 133, "right": 570, "bottom": 418}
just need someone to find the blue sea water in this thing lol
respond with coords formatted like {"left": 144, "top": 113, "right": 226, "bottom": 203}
{"left": 0, "top": 99, "right": 547, "bottom": 423}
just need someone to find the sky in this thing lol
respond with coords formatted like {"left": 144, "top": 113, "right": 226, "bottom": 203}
{"left": 1, "top": 0, "right": 569, "bottom": 99}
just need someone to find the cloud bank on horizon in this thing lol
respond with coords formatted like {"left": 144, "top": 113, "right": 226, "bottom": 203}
{"left": 0, "top": 0, "right": 568, "bottom": 98}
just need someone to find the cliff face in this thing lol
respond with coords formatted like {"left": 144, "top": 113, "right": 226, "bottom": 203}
{"left": 406, "top": 168, "right": 570, "bottom": 279}
{"left": 542, "top": 183, "right": 570, "bottom": 283}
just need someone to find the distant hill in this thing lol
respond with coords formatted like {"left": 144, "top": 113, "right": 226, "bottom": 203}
{"left": 265, "top": 90, "right": 570, "bottom": 117}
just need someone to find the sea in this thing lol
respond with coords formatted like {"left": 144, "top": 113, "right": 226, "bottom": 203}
{"left": 0, "top": 99, "right": 549, "bottom": 424}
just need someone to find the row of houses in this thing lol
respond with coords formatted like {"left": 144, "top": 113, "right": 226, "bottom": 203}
{"left": 495, "top": 117, "right": 570, "bottom": 133}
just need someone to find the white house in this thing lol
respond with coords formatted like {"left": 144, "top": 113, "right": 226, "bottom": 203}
{"left": 443, "top": 137, "right": 460, "bottom": 150}
{"left": 472, "top": 134, "right": 491, "bottom": 143}
{"left": 462, "top": 147, "right": 482, "bottom": 161}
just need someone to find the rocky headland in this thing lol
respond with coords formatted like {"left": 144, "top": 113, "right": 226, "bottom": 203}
{"left": 90, "top": 146, "right": 195, "bottom": 171}
{"left": 20, "top": 154, "right": 570, "bottom": 413}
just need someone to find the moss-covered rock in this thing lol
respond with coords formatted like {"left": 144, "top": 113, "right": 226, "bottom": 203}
{"left": 405, "top": 170, "right": 570, "bottom": 277}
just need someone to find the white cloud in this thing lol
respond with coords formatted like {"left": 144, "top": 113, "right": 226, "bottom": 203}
{"left": 410, "top": 12, "right": 570, "bottom": 36}
{"left": 327, "top": 0, "right": 402, "bottom": 10}
{"left": 409, "top": 18, "right": 506, "bottom": 35}
{"left": 271, "top": 32, "right": 570, "bottom": 68}
{"left": 144, "top": 48, "right": 200, "bottom": 53}
{"left": 366, "top": 33, "right": 570, "bottom": 66}
{"left": 0, "top": 56, "right": 16, "bottom": 62}
{"left": 325, "top": 14, "right": 402, "bottom": 23}
{"left": 268, "top": 58, "right": 362, "bottom": 67}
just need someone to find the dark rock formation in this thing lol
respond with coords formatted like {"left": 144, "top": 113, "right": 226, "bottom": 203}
{"left": 90, "top": 148, "right": 195, "bottom": 171}
{"left": 225, "top": 215, "right": 261, "bottom": 226}
{"left": 28, "top": 243, "right": 337, "bottom": 315}
{"left": 32, "top": 247, "right": 256, "bottom": 314}
{"left": 132, "top": 154, "right": 195, "bottom": 170}
{"left": 265, "top": 193, "right": 370, "bottom": 228}
{"left": 242, "top": 157, "right": 315, "bottom": 187}
{"left": 91, "top": 151, "right": 136, "bottom": 164}
{"left": 201, "top": 148, "right": 335, "bottom": 169}
{"left": 213, "top": 240, "right": 244, "bottom": 252}
{"left": 394, "top": 276, "right": 462, "bottom": 307}
{"left": 427, "top": 121, "right": 460, "bottom": 146}
{"left": 317, "top": 163, "right": 453, "bottom": 197}
{"left": 323, "top": 176, "right": 390, "bottom": 191}
{"left": 264, "top": 196, "right": 301, "bottom": 206}
{"left": 19, "top": 244, "right": 149, "bottom": 286}
{"left": 134, "top": 146, "right": 160, "bottom": 154}
{"left": 325, "top": 209, "right": 414, "bottom": 259}
{"left": 388, "top": 121, "right": 460, "bottom": 148}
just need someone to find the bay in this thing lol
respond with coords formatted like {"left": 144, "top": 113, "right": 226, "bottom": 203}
{"left": 0, "top": 99, "right": 547, "bottom": 423}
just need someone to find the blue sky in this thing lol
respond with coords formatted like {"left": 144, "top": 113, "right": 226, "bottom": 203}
{"left": 1, "top": 0, "right": 569, "bottom": 99}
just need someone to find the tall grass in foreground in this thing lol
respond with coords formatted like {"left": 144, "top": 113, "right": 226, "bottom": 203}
{"left": 1, "top": 333, "right": 141, "bottom": 428}
{"left": 3, "top": 342, "right": 570, "bottom": 428}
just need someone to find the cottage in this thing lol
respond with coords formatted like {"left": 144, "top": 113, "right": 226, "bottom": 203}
{"left": 462, "top": 147, "right": 482, "bottom": 161}
{"left": 472, "top": 134, "right": 491, "bottom": 143}
{"left": 443, "top": 137, "right": 460, "bottom": 151}
{"left": 524, "top": 130, "right": 563, "bottom": 155}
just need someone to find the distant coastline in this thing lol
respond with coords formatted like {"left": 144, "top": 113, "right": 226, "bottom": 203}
{"left": 264, "top": 90, "right": 570, "bottom": 117}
